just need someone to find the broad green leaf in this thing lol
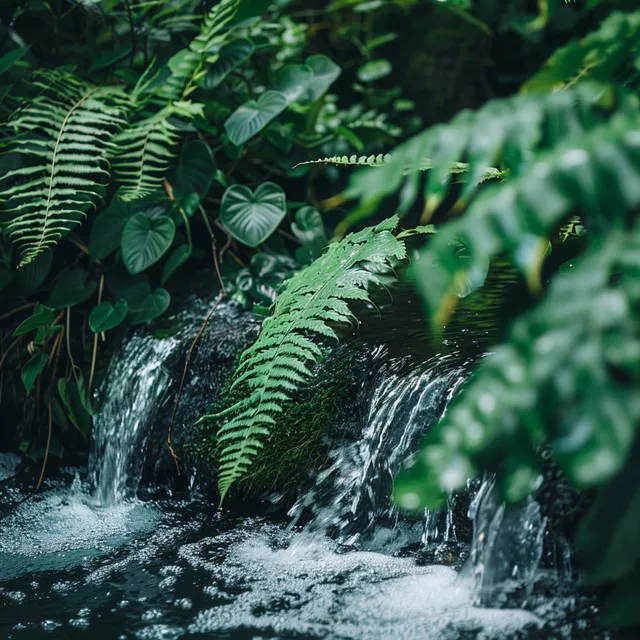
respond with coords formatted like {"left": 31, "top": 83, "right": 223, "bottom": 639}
{"left": 201, "top": 38, "right": 255, "bottom": 88}
{"left": 121, "top": 214, "right": 176, "bottom": 275}
{"left": 172, "top": 140, "right": 217, "bottom": 198}
{"left": 304, "top": 54, "right": 341, "bottom": 101}
{"left": 232, "top": 0, "right": 272, "bottom": 25}
{"left": 357, "top": 59, "right": 392, "bottom": 83}
{"left": 15, "top": 250, "right": 52, "bottom": 294}
{"left": 13, "top": 304, "right": 55, "bottom": 337}
{"left": 21, "top": 352, "right": 48, "bottom": 395}
{"left": 225, "top": 90, "right": 288, "bottom": 146}
{"left": 162, "top": 245, "right": 192, "bottom": 284}
{"left": 47, "top": 269, "right": 97, "bottom": 309}
{"left": 273, "top": 63, "right": 314, "bottom": 104}
{"left": 89, "top": 300, "right": 129, "bottom": 333}
{"left": 0, "top": 47, "right": 30, "bottom": 74}
{"left": 89, "top": 200, "right": 132, "bottom": 261}
{"left": 129, "top": 288, "right": 171, "bottom": 324}
{"left": 576, "top": 439, "right": 640, "bottom": 585}
{"left": 600, "top": 566, "right": 640, "bottom": 628}
{"left": 58, "top": 376, "right": 93, "bottom": 438}
{"left": 220, "top": 182, "right": 287, "bottom": 247}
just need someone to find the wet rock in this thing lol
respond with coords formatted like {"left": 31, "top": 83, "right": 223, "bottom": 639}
{"left": 0, "top": 452, "right": 21, "bottom": 482}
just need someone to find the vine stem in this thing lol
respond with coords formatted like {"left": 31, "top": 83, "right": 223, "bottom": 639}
{"left": 88, "top": 274, "right": 104, "bottom": 392}
{"left": 33, "top": 401, "right": 53, "bottom": 495}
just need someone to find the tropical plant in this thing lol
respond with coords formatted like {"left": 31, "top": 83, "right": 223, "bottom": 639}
{"left": 200, "top": 216, "right": 407, "bottom": 502}
{"left": 0, "top": 0, "right": 430, "bottom": 468}
{"left": 0, "top": 71, "right": 130, "bottom": 266}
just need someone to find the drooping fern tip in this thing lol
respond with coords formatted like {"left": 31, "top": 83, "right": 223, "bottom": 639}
{"left": 200, "top": 215, "right": 407, "bottom": 504}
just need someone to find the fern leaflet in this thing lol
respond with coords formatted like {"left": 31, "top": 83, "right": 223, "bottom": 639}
{"left": 201, "top": 216, "right": 407, "bottom": 502}
{"left": 111, "top": 101, "right": 202, "bottom": 201}
{"left": 0, "top": 71, "right": 129, "bottom": 266}
{"left": 160, "top": 0, "right": 240, "bottom": 100}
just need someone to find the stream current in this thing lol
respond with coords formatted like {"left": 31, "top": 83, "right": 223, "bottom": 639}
{"left": 0, "top": 300, "right": 603, "bottom": 639}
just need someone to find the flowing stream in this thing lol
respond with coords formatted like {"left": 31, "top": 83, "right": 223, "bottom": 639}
{"left": 0, "top": 300, "right": 602, "bottom": 639}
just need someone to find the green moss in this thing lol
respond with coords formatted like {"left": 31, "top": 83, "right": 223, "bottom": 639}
{"left": 197, "top": 347, "right": 357, "bottom": 498}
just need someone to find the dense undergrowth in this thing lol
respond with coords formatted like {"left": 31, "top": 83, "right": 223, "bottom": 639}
{"left": 1, "top": 0, "right": 640, "bottom": 631}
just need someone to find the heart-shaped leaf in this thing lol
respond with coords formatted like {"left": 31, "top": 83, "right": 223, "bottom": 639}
{"left": 357, "top": 58, "right": 392, "bottom": 83}
{"left": 225, "top": 90, "right": 287, "bottom": 146}
{"left": 89, "top": 200, "right": 132, "bottom": 261}
{"left": 305, "top": 55, "right": 341, "bottom": 101}
{"left": 89, "top": 299, "right": 129, "bottom": 333}
{"left": 220, "top": 182, "right": 287, "bottom": 248}
{"left": 58, "top": 376, "right": 93, "bottom": 438}
{"left": 121, "top": 214, "right": 176, "bottom": 275}
{"left": 273, "top": 63, "right": 314, "bottom": 104}
{"left": 47, "top": 268, "right": 97, "bottom": 309}
{"left": 15, "top": 250, "right": 52, "bottom": 295}
{"left": 202, "top": 38, "right": 255, "bottom": 88}
{"left": 129, "top": 287, "right": 171, "bottom": 324}
{"left": 13, "top": 304, "right": 55, "bottom": 337}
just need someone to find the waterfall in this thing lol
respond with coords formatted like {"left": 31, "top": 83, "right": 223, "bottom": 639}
{"left": 89, "top": 333, "right": 178, "bottom": 505}
{"left": 88, "top": 297, "right": 257, "bottom": 506}
{"left": 289, "top": 347, "right": 469, "bottom": 544}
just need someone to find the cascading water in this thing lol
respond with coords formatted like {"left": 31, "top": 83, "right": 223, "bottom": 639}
{"left": 89, "top": 334, "right": 178, "bottom": 506}
{"left": 289, "top": 346, "right": 469, "bottom": 545}
{"left": 0, "top": 300, "right": 602, "bottom": 639}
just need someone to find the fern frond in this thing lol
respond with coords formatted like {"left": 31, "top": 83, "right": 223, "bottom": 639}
{"left": 0, "top": 71, "right": 129, "bottom": 266}
{"left": 345, "top": 83, "right": 638, "bottom": 221}
{"left": 523, "top": 9, "right": 640, "bottom": 93}
{"left": 415, "top": 111, "right": 640, "bottom": 326}
{"left": 294, "top": 153, "right": 391, "bottom": 168}
{"left": 110, "top": 101, "right": 202, "bottom": 201}
{"left": 159, "top": 0, "right": 240, "bottom": 101}
{"left": 202, "top": 216, "right": 407, "bottom": 503}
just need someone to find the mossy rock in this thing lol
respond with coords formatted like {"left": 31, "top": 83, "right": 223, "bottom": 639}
{"left": 197, "top": 345, "right": 362, "bottom": 503}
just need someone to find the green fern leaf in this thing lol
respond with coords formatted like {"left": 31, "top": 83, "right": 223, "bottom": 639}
{"left": 294, "top": 153, "right": 391, "bottom": 168}
{"left": 0, "top": 71, "right": 129, "bottom": 266}
{"left": 110, "top": 101, "right": 203, "bottom": 201}
{"left": 160, "top": 0, "right": 240, "bottom": 101}
{"left": 201, "top": 216, "right": 406, "bottom": 503}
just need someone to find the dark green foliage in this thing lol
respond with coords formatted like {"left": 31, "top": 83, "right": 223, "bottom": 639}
{"left": 523, "top": 10, "right": 640, "bottom": 93}
{"left": 383, "top": 4, "right": 640, "bottom": 629}
{"left": 345, "top": 83, "right": 637, "bottom": 224}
